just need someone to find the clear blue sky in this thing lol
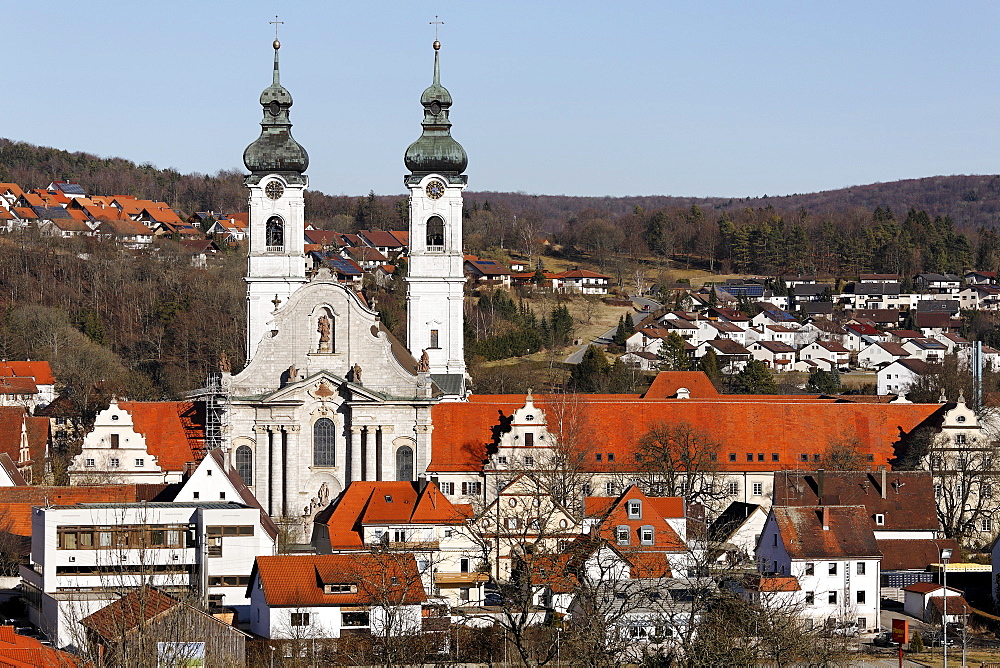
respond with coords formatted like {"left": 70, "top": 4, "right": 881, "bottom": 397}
{"left": 5, "top": 1, "right": 1000, "bottom": 198}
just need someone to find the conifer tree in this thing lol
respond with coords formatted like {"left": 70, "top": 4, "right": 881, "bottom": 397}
{"left": 731, "top": 359, "right": 779, "bottom": 394}
{"left": 657, "top": 332, "right": 690, "bottom": 371}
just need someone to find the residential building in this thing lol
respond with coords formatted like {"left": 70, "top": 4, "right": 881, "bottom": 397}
{"left": 798, "top": 340, "right": 850, "bottom": 371}
{"left": 858, "top": 341, "right": 910, "bottom": 370}
{"left": 903, "top": 583, "right": 971, "bottom": 625}
{"left": 877, "top": 358, "right": 933, "bottom": 395}
{"left": 756, "top": 505, "right": 881, "bottom": 631}
{"left": 748, "top": 340, "right": 796, "bottom": 371}
{"left": 247, "top": 553, "right": 426, "bottom": 640}
{"left": 554, "top": 269, "right": 611, "bottom": 294}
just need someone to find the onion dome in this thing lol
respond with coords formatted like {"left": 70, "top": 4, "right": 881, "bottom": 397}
{"left": 243, "top": 40, "right": 309, "bottom": 185}
{"left": 404, "top": 41, "right": 468, "bottom": 182}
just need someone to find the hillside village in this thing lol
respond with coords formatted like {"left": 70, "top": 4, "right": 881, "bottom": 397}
{"left": 1, "top": 174, "right": 1000, "bottom": 664}
{"left": 2, "top": 28, "right": 1000, "bottom": 668}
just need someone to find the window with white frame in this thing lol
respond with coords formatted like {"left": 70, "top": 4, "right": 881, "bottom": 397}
{"left": 726, "top": 481, "right": 739, "bottom": 495}
{"left": 462, "top": 481, "right": 481, "bottom": 496}
{"left": 627, "top": 500, "right": 642, "bottom": 519}
{"left": 135, "top": 458, "right": 144, "bottom": 467}
{"left": 874, "top": 514, "right": 884, "bottom": 526}
{"left": 752, "top": 482, "right": 763, "bottom": 496}
{"left": 110, "top": 458, "right": 120, "bottom": 468}
{"left": 640, "top": 525, "right": 654, "bottom": 545}
{"left": 85, "top": 458, "right": 95, "bottom": 468}
{"left": 981, "top": 517, "right": 993, "bottom": 532}
{"left": 616, "top": 526, "right": 630, "bottom": 545}
{"left": 606, "top": 482, "right": 616, "bottom": 496}
{"left": 440, "top": 482, "right": 455, "bottom": 495}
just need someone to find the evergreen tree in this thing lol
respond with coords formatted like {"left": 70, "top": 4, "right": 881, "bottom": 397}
{"left": 657, "top": 332, "right": 690, "bottom": 371}
{"left": 612, "top": 315, "right": 629, "bottom": 347}
{"left": 806, "top": 369, "right": 841, "bottom": 394}
{"left": 731, "top": 360, "right": 779, "bottom": 394}
{"left": 571, "top": 345, "right": 611, "bottom": 392}
{"left": 698, "top": 349, "right": 722, "bottom": 387}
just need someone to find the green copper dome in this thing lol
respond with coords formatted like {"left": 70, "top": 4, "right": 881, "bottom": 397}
{"left": 244, "top": 41, "right": 309, "bottom": 185}
{"left": 404, "top": 41, "right": 467, "bottom": 182}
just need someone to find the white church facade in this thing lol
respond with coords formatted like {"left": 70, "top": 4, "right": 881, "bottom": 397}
{"left": 199, "top": 37, "right": 470, "bottom": 539}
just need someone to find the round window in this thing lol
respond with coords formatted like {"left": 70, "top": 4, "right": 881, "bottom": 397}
{"left": 559, "top": 519, "right": 568, "bottom": 529}
{"left": 508, "top": 498, "right": 517, "bottom": 507}
{"left": 957, "top": 415, "right": 967, "bottom": 423}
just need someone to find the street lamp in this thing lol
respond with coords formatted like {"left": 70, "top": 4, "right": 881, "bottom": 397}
{"left": 940, "top": 547, "right": 953, "bottom": 668}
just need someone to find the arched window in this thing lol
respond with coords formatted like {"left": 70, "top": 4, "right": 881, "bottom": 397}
{"left": 266, "top": 216, "right": 284, "bottom": 250}
{"left": 396, "top": 445, "right": 414, "bottom": 481}
{"left": 425, "top": 216, "right": 444, "bottom": 250}
{"left": 235, "top": 445, "right": 253, "bottom": 484}
{"left": 313, "top": 418, "right": 336, "bottom": 466}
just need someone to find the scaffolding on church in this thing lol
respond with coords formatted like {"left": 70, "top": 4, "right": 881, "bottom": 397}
{"left": 204, "top": 371, "right": 231, "bottom": 454}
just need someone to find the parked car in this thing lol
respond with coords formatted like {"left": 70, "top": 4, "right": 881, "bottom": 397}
{"left": 830, "top": 622, "right": 860, "bottom": 637}
{"left": 927, "top": 632, "right": 958, "bottom": 647}
{"left": 873, "top": 630, "right": 898, "bottom": 647}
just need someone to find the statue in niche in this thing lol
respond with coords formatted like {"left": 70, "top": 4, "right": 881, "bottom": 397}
{"left": 219, "top": 351, "right": 231, "bottom": 374}
{"left": 287, "top": 364, "right": 299, "bottom": 384}
{"left": 351, "top": 362, "right": 363, "bottom": 385}
{"left": 317, "top": 314, "right": 332, "bottom": 353}
{"left": 417, "top": 349, "right": 430, "bottom": 373}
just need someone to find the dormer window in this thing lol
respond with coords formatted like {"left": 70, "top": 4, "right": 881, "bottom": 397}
{"left": 874, "top": 514, "right": 885, "bottom": 526}
{"left": 323, "top": 583, "right": 355, "bottom": 594}
{"left": 640, "top": 526, "right": 654, "bottom": 545}
{"left": 616, "top": 526, "right": 630, "bottom": 545}
{"left": 627, "top": 500, "right": 642, "bottom": 520}
{"left": 385, "top": 495, "right": 392, "bottom": 503}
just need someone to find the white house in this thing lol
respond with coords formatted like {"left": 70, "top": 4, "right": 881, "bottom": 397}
{"left": 901, "top": 338, "right": 948, "bottom": 364}
{"left": 247, "top": 553, "right": 426, "bottom": 640}
{"left": 798, "top": 340, "right": 850, "bottom": 371}
{"left": 748, "top": 340, "right": 796, "bottom": 371}
{"left": 858, "top": 342, "right": 910, "bottom": 370}
{"left": 877, "top": 358, "right": 934, "bottom": 396}
{"left": 554, "top": 269, "right": 611, "bottom": 294}
{"left": 755, "top": 505, "right": 881, "bottom": 632}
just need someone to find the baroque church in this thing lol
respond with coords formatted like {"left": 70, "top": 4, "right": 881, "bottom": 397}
{"left": 210, "top": 35, "right": 470, "bottom": 536}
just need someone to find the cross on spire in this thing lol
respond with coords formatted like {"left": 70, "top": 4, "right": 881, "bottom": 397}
{"left": 430, "top": 15, "right": 444, "bottom": 41}
{"left": 270, "top": 15, "right": 284, "bottom": 41}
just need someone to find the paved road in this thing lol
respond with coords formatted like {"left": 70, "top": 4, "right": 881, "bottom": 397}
{"left": 563, "top": 295, "right": 660, "bottom": 364}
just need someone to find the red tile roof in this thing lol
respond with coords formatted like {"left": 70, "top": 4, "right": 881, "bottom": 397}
{"left": 253, "top": 553, "right": 427, "bottom": 607}
{"left": 772, "top": 470, "right": 938, "bottom": 532}
{"left": 120, "top": 401, "right": 205, "bottom": 471}
{"left": 584, "top": 486, "right": 686, "bottom": 558}
{"left": 0, "top": 484, "right": 170, "bottom": 536}
{"left": 0, "top": 625, "right": 81, "bottom": 667}
{"left": 0, "top": 362, "right": 56, "bottom": 385}
{"left": 554, "top": 269, "right": 611, "bottom": 280}
{"left": 318, "top": 481, "right": 471, "bottom": 549}
{"left": 772, "top": 506, "right": 881, "bottom": 559}
{"left": 878, "top": 539, "right": 960, "bottom": 571}
{"left": 81, "top": 585, "right": 178, "bottom": 640}
{"left": 429, "top": 393, "right": 945, "bottom": 474}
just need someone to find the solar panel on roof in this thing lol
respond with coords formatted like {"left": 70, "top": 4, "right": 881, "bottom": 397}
{"left": 328, "top": 257, "right": 363, "bottom": 275}
{"left": 59, "top": 184, "right": 86, "bottom": 195}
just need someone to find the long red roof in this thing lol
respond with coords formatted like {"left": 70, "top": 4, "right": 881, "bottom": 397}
{"left": 428, "top": 390, "right": 945, "bottom": 473}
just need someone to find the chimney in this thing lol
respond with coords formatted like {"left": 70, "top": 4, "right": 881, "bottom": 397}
{"left": 417, "top": 472, "right": 427, "bottom": 494}
{"left": 821, "top": 506, "right": 830, "bottom": 531}
{"left": 880, "top": 466, "right": 886, "bottom": 500}
{"left": 817, "top": 468, "right": 825, "bottom": 505}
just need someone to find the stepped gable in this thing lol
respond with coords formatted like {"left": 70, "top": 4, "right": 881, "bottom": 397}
{"left": 119, "top": 401, "right": 206, "bottom": 470}
{"left": 428, "top": 382, "right": 946, "bottom": 474}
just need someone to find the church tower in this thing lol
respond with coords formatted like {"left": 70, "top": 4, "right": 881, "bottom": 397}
{"left": 243, "top": 37, "right": 309, "bottom": 363}
{"left": 404, "top": 39, "right": 468, "bottom": 395}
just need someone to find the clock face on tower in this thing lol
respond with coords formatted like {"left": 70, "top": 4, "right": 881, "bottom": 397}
{"left": 425, "top": 180, "right": 445, "bottom": 200}
{"left": 265, "top": 181, "right": 284, "bottom": 200}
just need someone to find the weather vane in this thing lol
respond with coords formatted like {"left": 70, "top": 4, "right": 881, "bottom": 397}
{"left": 430, "top": 15, "right": 444, "bottom": 42}
{"left": 270, "top": 15, "right": 284, "bottom": 41}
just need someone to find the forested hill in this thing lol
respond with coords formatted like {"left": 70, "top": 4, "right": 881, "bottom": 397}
{"left": 468, "top": 175, "right": 1000, "bottom": 232}
{"left": 3, "top": 137, "right": 1000, "bottom": 231}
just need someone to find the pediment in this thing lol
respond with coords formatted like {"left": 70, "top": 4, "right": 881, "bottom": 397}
{"left": 260, "top": 371, "right": 389, "bottom": 404}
